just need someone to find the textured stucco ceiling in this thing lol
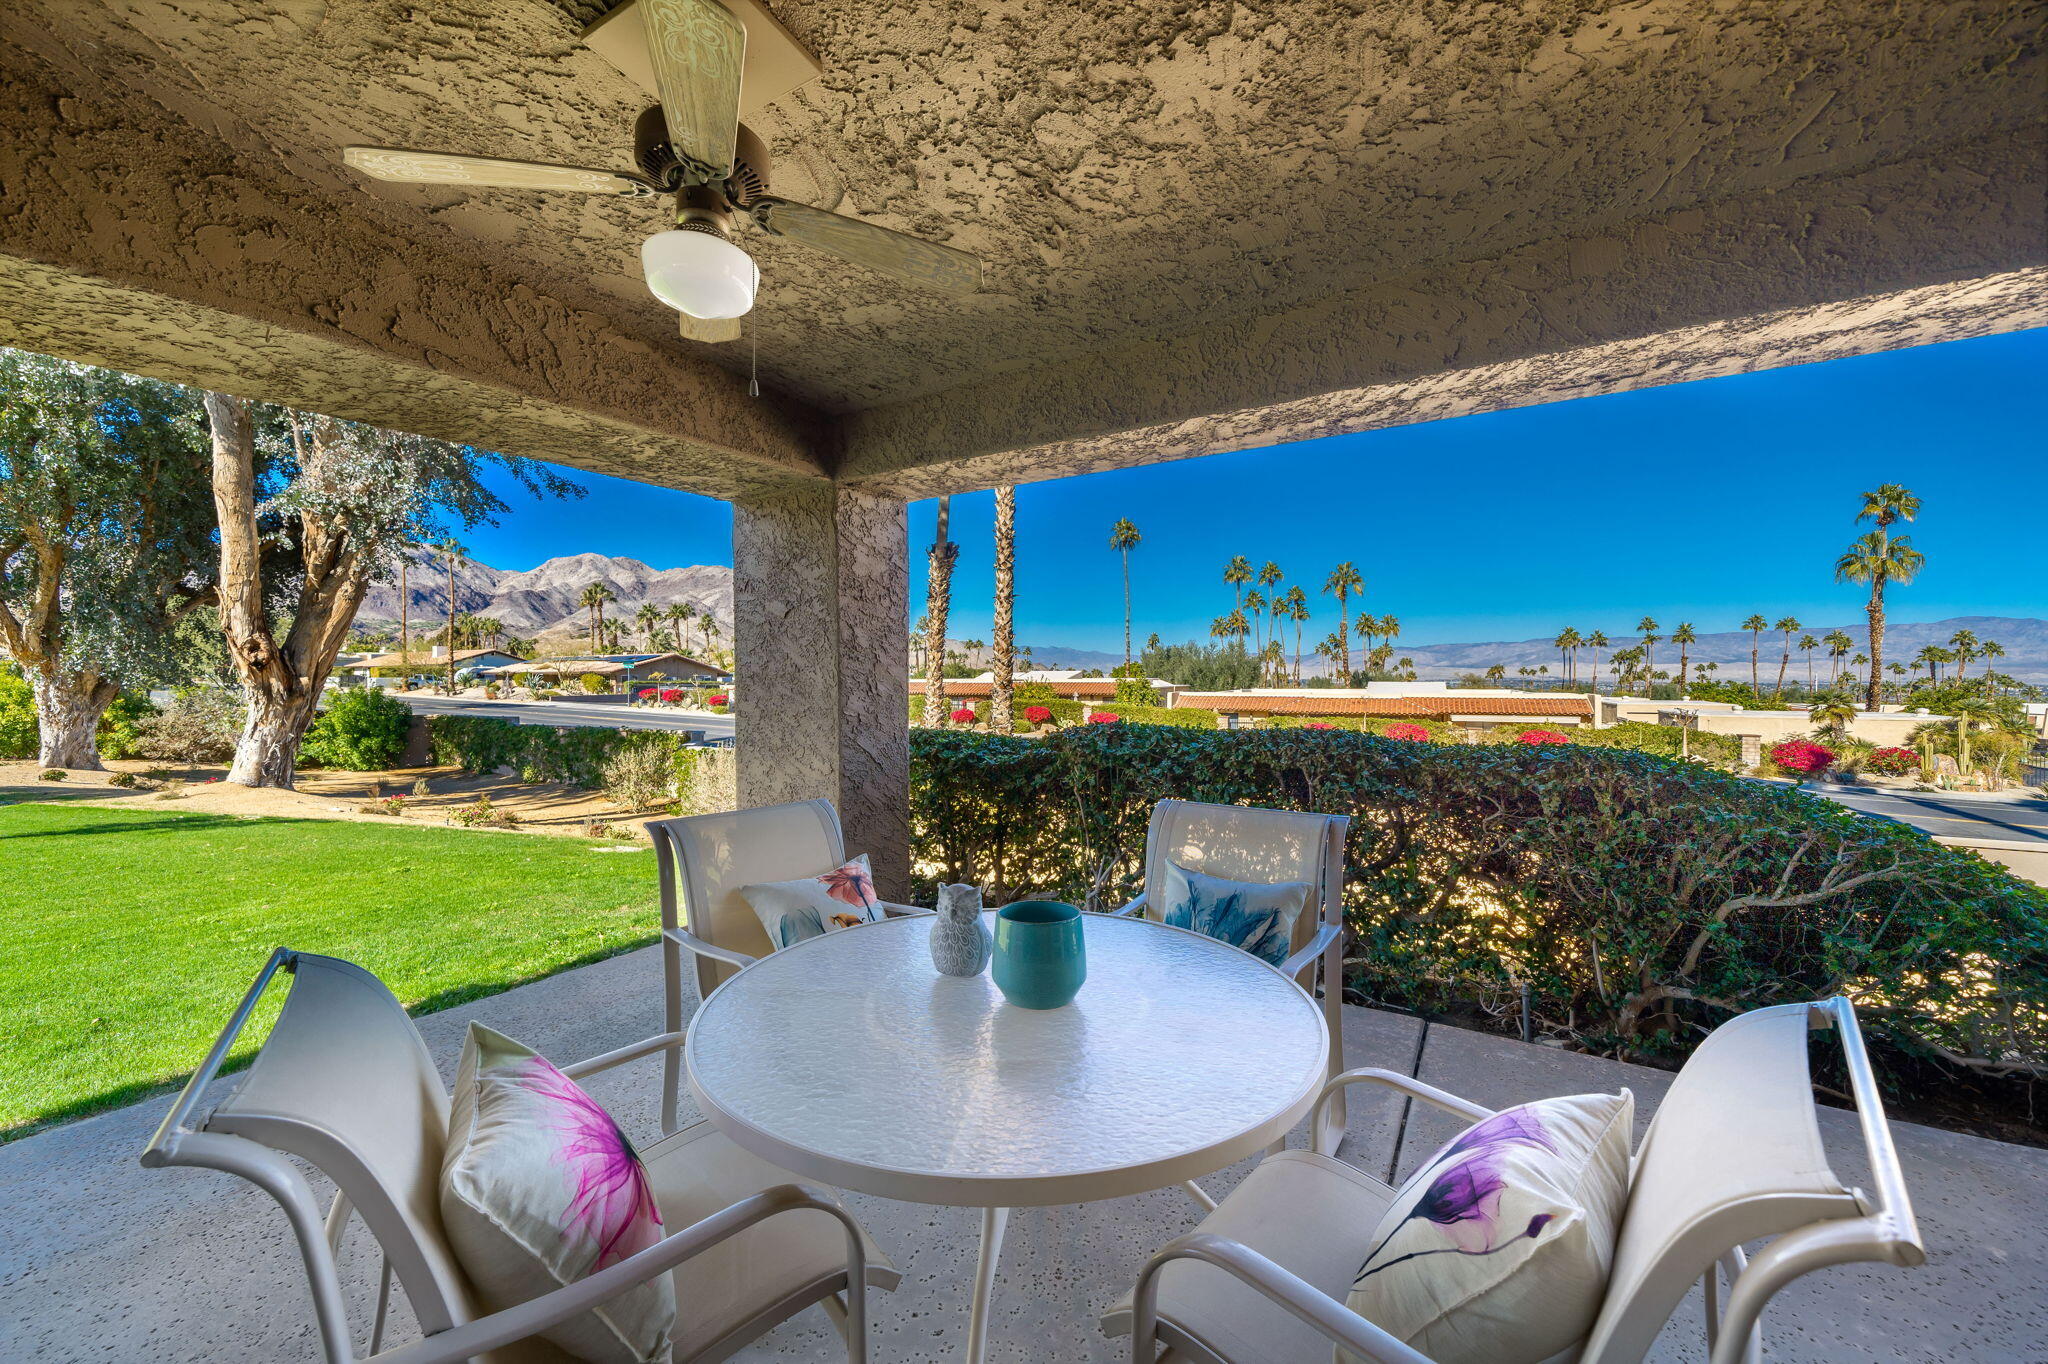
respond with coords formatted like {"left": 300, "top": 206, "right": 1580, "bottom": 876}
{"left": 1, "top": 0, "right": 2042, "bottom": 496}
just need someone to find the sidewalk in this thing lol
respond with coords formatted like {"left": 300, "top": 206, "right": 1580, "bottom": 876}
{"left": 3, "top": 946, "right": 2041, "bottom": 1361}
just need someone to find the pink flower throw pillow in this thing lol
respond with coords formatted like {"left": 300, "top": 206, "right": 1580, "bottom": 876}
{"left": 1342, "top": 1091, "right": 1634, "bottom": 1364}
{"left": 441, "top": 1024, "right": 674, "bottom": 1364}
{"left": 738, "top": 853, "right": 885, "bottom": 949}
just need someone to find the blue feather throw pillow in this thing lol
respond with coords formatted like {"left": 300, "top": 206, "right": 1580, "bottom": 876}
{"left": 1159, "top": 860, "right": 1311, "bottom": 966}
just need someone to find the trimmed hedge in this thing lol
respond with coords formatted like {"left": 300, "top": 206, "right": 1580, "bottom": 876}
{"left": 908, "top": 725, "right": 2048, "bottom": 1105}
{"left": 430, "top": 714, "right": 697, "bottom": 790}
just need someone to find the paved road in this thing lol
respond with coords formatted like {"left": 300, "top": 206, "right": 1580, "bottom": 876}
{"left": 397, "top": 694, "right": 735, "bottom": 741}
{"left": 1806, "top": 785, "right": 2048, "bottom": 844}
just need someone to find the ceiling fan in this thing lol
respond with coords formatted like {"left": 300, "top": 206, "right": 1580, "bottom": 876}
{"left": 340, "top": 0, "right": 981, "bottom": 343}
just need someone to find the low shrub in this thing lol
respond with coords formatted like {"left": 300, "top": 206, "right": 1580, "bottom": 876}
{"left": 660, "top": 688, "right": 685, "bottom": 704}
{"left": 107, "top": 771, "right": 141, "bottom": 789}
{"left": 133, "top": 686, "right": 244, "bottom": 764}
{"left": 449, "top": 795, "right": 518, "bottom": 828}
{"left": 637, "top": 688, "right": 658, "bottom": 702}
{"left": 358, "top": 794, "right": 408, "bottom": 817}
{"left": 579, "top": 673, "right": 610, "bottom": 694}
{"left": 97, "top": 693, "right": 160, "bottom": 760}
{"left": 0, "top": 668, "right": 35, "bottom": 760}
{"left": 908, "top": 725, "right": 2047, "bottom": 1113}
{"left": 1517, "top": 728, "right": 1571, "bottom": 745}
{"left": 38, "top": 768, "right": 65, "bottom": 781}
{"left": 1382, "top": 722, "right": 1430, "bottom": 742}
{"left": 1102, "top": 704, "right": 1213, "bottom": 730}
{"left": 1086, "top": 711, "right": 1120, "bottom": 725}
{"left": 1023, "top": 705, "right": 1054, "bottom": 726}
{"left": 1570, "top": 721, "right": 1742, "bottom": 770}
{"left": 951, "top": 706, "right": 979, "bottom": 725}
{"left": 1768, "top": 738, "right": 1835, "bottom": 779}
{"left": 601, "top": 740, "right": 677, "bottom": 812}
{"left": 1866, "top": 746, "right": 1919, "bottom": 777}
{"left": 301, "top": 687, "right": 411, "bottom": 770}
{"left": 430, "top": 715, "right": 700, "bottom": 793}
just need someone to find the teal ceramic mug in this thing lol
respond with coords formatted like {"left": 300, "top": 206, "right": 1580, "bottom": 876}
{"left": 991, "top": 901, "right": 1087, "bottom": 1009}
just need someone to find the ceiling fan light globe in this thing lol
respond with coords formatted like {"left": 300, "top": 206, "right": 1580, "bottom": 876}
{"left": 642, "top": 229, "right": 757, "bottom": 319}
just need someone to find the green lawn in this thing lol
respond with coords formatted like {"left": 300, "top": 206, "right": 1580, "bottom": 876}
{"left": 1, "top": 803, "right": 661, "bottom": 1139}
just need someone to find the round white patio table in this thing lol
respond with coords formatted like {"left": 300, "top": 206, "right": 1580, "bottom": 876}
{"left": 685, "top": 909, "right": 1330, "bottom": 1363}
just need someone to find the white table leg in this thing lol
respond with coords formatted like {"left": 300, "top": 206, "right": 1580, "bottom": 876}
{"left": 965, "top": 1205, "right": 1009, "bottom": 1364}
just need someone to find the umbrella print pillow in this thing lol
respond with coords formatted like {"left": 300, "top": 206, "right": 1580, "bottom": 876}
{"left": 1342, "top": 1091, "right": 1634, "bottom": 1364}
{"left": 740, "top": 854, "right": 885, "bottom": 948}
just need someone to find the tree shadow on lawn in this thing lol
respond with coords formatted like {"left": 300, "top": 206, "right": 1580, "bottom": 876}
{"left": 0, "top": 808, "right": 280, "bottom": 839}
{"left": 0, "top": 935, "right": 658, "bottom": 1145}
{"left": 0, "top": 786, "right": 140, "bottom": 806}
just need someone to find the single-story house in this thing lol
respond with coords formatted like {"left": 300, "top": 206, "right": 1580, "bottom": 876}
{"left": 545, "top": 653, "right": 726, "bottom": 684}
{"left": 1173, "top": 689, "right": 1593, "bottom": 733}
{"left": 911, "top": 671, "right": 1183, "bottom": 704}
{"left": 340, "top": 647, "right": 526, "bottom": 685}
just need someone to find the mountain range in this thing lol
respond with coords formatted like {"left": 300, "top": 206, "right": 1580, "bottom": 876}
{"left": 353, "top": 554, "right": 2045, "bottom": 683}
{"left": 354, "top": 551, "right": 733, "bottom": 643}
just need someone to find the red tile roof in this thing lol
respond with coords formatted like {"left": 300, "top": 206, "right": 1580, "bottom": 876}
{"left": 910, "top": 679, "right": 1123, "bottom": 698}
{"left": 1173, "top": 693, "right": 1591, "bottom": 718}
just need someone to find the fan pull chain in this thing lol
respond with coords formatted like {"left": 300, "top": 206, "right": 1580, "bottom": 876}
{"left": 748, "top": 313, "right": 760, "bottom": 398}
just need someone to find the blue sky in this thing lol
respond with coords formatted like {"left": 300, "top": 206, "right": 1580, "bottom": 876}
{"left": 470, "top": 326, "right": 2047, "bottom": 651}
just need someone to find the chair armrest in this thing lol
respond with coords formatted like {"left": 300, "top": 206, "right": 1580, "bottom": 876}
{"left": 1311, "top": 1068, "right": 1493, "bottom": 1156}
{"left": 1108, "top": 891, "right": 1148, "bottom": 918}
{"left": 560, "top": 1030, "right": 687, "bottom": 1081}
{"left": 368, "top": 1184, "right": 871, "bottom": 1364}
{"left": 1277, "top": 922, "right": 1341, "bottom": 980}
{"left": 664, "top": 925, "right": 758, "bottom": 970}
{"left": 877, "top": 900, "right": 933, "bottom": 917}
{"left": 1129, "top": 1231, "right": 1436, "bottom": 1364}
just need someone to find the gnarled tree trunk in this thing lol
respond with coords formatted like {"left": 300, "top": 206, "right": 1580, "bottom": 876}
{"left": 228, "top": 687, "right": 320, "bottom": 786}
{"left": 31, "top": 668, "right": 118, "bottom": 770}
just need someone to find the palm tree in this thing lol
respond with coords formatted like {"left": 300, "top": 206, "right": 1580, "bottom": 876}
{"left": 1769, "top": 617, "right": 1801, "bottom": 698}
{"left": 1798, "top": 634, "right": 1819, "bottom": 692}
{"left": 1223, "top": 556, "right": 1252, "bottom": 623}
{"left": 921, "top": 495, "right": 959, "bottom": 725}
{"left": 438, "top": 537, "right": 464, "bottom": 691}
{"left": 1484, "top": 664, "right": 1508, "bottom": 683}
{"left": 579, "top": 581, "right": 617, "bottom": 650}
{"left": 1809, "top": 694, "right": 1859, "bottom": 740}
{"left": 1586, "top": 631, "right": 1609, "bottom": 691}
{"left": 989, "top": 486, "right": 1017, "bottom": 733}
{"left": 634, "top": 602, "right": 663, "bottom": 650}
{"left": 1838, "top": 484, "right": 1922, "bottom": 711}
{"left": 1320, "top": 563, "right": 1362, "bottom": 683}
{"left": 1980, "top": 639, "right": 2006, "bottom": 681}
{"left": 1670, "top": 622, "right": 1696, "bottom": 698}
{"left": 664, "top": 602, "right": 691, "bottom": 655}
{"left": 1552, "top": 628, "right": 1580, "bottom": 686}
{"left": 1242, "top": 588, "right": 1266, "bottom": 654}
{"left": 1913, "top": 644, "right": 1952, "bottom": 684}
{"left": 1637, "top": 617, "right": 1661, "bottom": 679}
{"left": 1109, "top": 518, "right": 1142, "bottom": 666}
{"left": 1742, "top": 614, "right": 1768, "bottom": 692}
{"left": 1824, "top": 630, "right": 1854, "bottom": 683}
{"left": 1948, "top": 627, "right": 1979, "bottom": 679}
{"left": 1284, "top": 587, "right": 1309, "bottom": 683}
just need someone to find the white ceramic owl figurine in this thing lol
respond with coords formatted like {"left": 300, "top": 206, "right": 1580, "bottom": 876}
{"left": 929, "top": 883, "right": 993, "bottom": 977}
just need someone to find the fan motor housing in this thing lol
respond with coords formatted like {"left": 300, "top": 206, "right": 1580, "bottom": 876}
{"left": 635, "top": 106, "right": 770, "bottom": 207}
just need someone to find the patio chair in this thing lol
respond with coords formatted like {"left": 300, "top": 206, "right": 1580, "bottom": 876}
{"left": 1110, "top": 798, "right": 1353, "bottom": 1169}
{"left": 1102, "top": 996, "right": 1924, "bottom": 1364}
{"left": 141, "top": 949, "right": 899, "bottom": 1364}
{"left": 648, "top": 797, "right": 928, "bottom": 1133}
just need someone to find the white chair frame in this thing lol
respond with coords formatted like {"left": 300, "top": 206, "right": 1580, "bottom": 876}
{"left": 1120, "top": 996, "right": 1925, "bottom": 1364}
{"left": 648, "top": 797, "right": 928, "bottom": 1135}
{"left": 1111, "top": 798, "right": 1353, "bottom": 1178}
{"left": 141, "top": 948, "right": 884, "bottom": 1364}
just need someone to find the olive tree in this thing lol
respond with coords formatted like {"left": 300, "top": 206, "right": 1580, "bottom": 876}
{"left": 0, "top": 351, "right": 218, "bottom": 768}
{"left": 203, "top": 393, "right": 576, "bottom": 787}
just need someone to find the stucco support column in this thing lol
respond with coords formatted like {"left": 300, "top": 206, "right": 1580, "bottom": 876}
{"left": 732, "top": 484, "right": 910, "bottom": 897}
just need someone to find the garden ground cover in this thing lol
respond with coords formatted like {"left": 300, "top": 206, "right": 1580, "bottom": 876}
{"left": 0, "top": 802, "right": 660, "bottom": 1138}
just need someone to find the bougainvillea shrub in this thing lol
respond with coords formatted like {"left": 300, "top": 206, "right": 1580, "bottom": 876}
{"left": 637, "top": 688, "right": 657, "bottom": 701}
{"left": 1087, "top": 712, "right": 1121, "bottom": 725}
{"left": 1865, "top": 746, "right": 1919, "bottom": 777}
{"left": 659, "top": 689, "right": 685, "bottom": 704}
{"left": 1768, "top": 738, "right": 1835, "bottom": 776}
{"left": 908, "top": 724, "right": 2046, "bottom": 1114}
{"left": 951, "top": 707, "right": 979, "bottom": 724}
{"left": 1383, "top": 723, "right": 1430, "bottom": 742}
{"left": 1517, "top": 729, "right": 1571, "bottom": 745}
{"left": 1304, "top": 722, "right": 1335, "bottom": 731}
{"left": 1024, "top": 705, "right": 1054, "bottom": 725}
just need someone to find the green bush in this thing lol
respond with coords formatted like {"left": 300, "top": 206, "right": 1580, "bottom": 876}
{"left": 1093, "top": 704, "right": 1214, "bottom": 730}
{"left": 579, "top": 673, "right": 610, "bottom": 694}
{"left": 0, "top": 668, "right": 35, "bottom": 759}
{"left": 431, "top": 715, "right": 695, "bottom": 791}
{"left": 97, "top": 692, "right": 159, "bottom": 760}
{"left": 908, "top": 725, "right": 2048, "bottom": 1109}
{"left": 1565, "top": 721, "right": 1742, "bottom": 769}
{"left": 301, "top": 687, "right": 411, "bottom": 770}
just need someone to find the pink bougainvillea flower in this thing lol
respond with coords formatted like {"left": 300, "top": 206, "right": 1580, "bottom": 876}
{"left": 1383, "top": 723, "right": 1429, "bottom": 742}
{"left": 708, "top": 693, "right": 729, "bottom": 706}
{"left": 1518, "top": 729, "right": 1570, "bottom": 745}
{"left": 1304, "top": 722, "right": 1335, "bottom": 731}
{"left": 951, "top": 707, "right": 978, "bottom": 723}
{"left": 636, "top": 688, "right": 656, "bottom": 700}
{"left": 1087, "top": 712, "right": 1120, "bottom": 724}
{"left": 820, "top": 860, "right": 876, "bottom": 908}
{"left": 1024, "top": 705, "right": 1053, "bottom": 724}
{"left": 520, "top": 1058, "right": 663, "bottom": 1269}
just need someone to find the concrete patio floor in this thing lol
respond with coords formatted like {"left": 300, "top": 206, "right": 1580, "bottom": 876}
{"left": 3, "top": 946, "right": 2041, "bottom": 1362}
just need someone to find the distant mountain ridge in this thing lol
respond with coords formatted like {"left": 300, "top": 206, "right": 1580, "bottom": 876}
{"left": 354, "top": 551, "right": 732, "bottom": 642}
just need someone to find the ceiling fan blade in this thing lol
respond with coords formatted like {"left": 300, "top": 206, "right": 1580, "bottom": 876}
{"left": 678, "top": 313, "right": 743, "bottom": 343}
{"left": 752, "top": 198, "right": 982, "bottom": 294}
{"left": 342, "top": 147, "right": 655, "bottom": 197}
{"left": 639, "top": 0, "right": 746, "bottom": 184}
